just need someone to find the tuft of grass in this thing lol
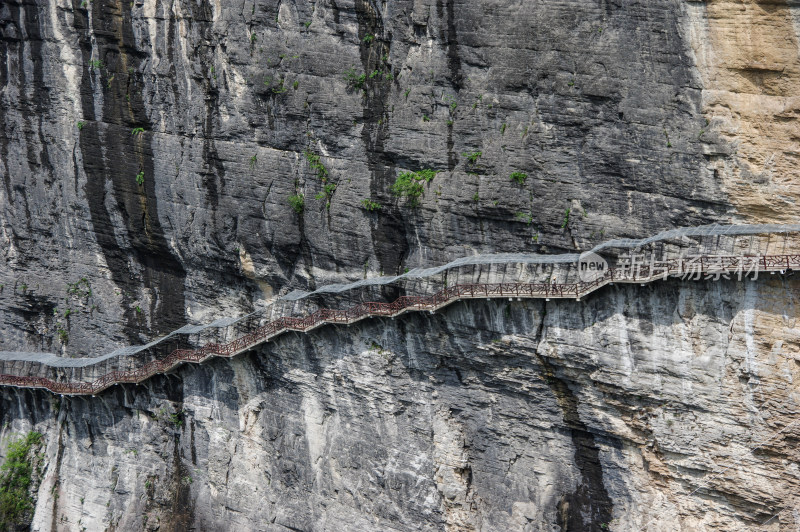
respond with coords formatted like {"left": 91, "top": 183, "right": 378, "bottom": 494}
{"left": 67, "top": 278, "right": 92, "bottom": 298}
{"left": 57, "top": 329, "right": 68, "bottom": 344}
{"left": 272, "top": 80, "right": 287, "bottom": 94}
{"left": 288, "top": 193, "right": 304, "bottom": 214}
{"left": 169, "top": 411, "right": 184, "bottom": 427}
{"left": 515, "top": 212, "right": 533, "bottom": 225}
{"left": 135, "top": 171, "right": 144, "bottom": 186}
{"left": 360, "top": 199, "right": 382, "bottom": 212}
{"left": 422, "top": 114, "right": 430, "bottom": 122}
{"left": 131, "top": 127, "right": 145, "bottom": 136}
{"left": 363, "top": 34, "right": 375, "bottom": 44}
{"left": 249, "top": 154, "right": 257, "bottom": 169}
{"left": 561, "top": 208, "right": 571, "bottom": 228}
{"left": 89, "top": 59, "right": 103, "bottom": 70}
{"left": 250, "top": 33, "right": 257, "bottom": 42}
{"left": 510, "top": 171, "right": 528, "bottom": 184}
{"left": 462, "top": 151, "right": 482, "bottom": 164}
{"left": 293, "top": 80, "right": 299, "bottom": 90}
{"left": 76, "top": 121, "right": 85, "bottom": 131}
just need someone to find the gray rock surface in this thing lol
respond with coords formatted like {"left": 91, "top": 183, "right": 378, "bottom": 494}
{"left": 2, "top": 0, "right": 800, "bottom": 530}
{"left": 0, "top": 0, "right": 731, "bottom": 355}
{"left": 1, "top": 279, "right": 799, "bottom": 531}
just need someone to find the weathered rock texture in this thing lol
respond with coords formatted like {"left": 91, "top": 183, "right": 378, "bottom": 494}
{"left": 686, "top": 0, "right": 800, "bottom": 223}
{"left": 0, "top": 0, "right": 741, "bottom": 354}
{"left": 1, "top": 0, "right": 800, "bottom": 530}
{"left": 2, "top": 279, "right": 800, "bottom": 531}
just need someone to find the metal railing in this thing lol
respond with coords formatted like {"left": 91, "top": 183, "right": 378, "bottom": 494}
{"left": 2, "top": 254, "right": 798, "bottom": 395}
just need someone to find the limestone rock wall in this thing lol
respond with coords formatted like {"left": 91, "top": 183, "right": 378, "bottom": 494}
{"left": 685, "top": 0, "right": 800, "bottom": 223}
{"left": 1, "top": 0, "right": 800, "bottom": 531}
{"left": 0, "top": 0, "right": 734, "bottom": 355}
{"left": 0, "top": 278, "right": 798, "bottom": 530}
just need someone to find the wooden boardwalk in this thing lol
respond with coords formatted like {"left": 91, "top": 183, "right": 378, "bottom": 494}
{"left": 1, "top": 253, "right": 797, "bottom": 395}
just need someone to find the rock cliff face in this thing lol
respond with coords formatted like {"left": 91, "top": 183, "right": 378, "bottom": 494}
{"left": 686, "top": 0, "right": 800, "bottom": 223}
{"left": 1, "top": 0, "right": 800, "bottom": 530}
{"left": 3, "top": 279, "right": 800, "bottom": 531}
{"left": 0, "top": 0, "right": 738, "bottom": 354}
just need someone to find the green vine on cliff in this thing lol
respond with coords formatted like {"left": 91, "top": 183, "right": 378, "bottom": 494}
{"left": 303, "top": 150, "right": 328, "bottom": 181}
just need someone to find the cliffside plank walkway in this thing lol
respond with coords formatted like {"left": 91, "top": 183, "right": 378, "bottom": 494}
{"left": 1, "top": 254, "right": 798, "bottom": 396}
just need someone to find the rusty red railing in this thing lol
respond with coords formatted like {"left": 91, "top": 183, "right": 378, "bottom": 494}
{"left": 2, "top": 254, "right": 798, "bottom": 395}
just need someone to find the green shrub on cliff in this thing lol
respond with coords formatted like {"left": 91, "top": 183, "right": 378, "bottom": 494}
{"left": 0, "top": 432, "right": 43, "bottom": 530}
{"left": 391, "top": 169, "right": 437, "bottom": 207}
{"left": 510, "top": 171, "right": 528, "bottom": 184}
{"left": 344, "top": 68, "right": 366, "bottom": 90}
{"left": 360, "top": 199, "right": 382, "bottom": 212}
{"left": 462, "top": 151, "right": 482, "bottom": 164}
{"left": 288, "top": 193, "right": 304, "bottom": 214}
